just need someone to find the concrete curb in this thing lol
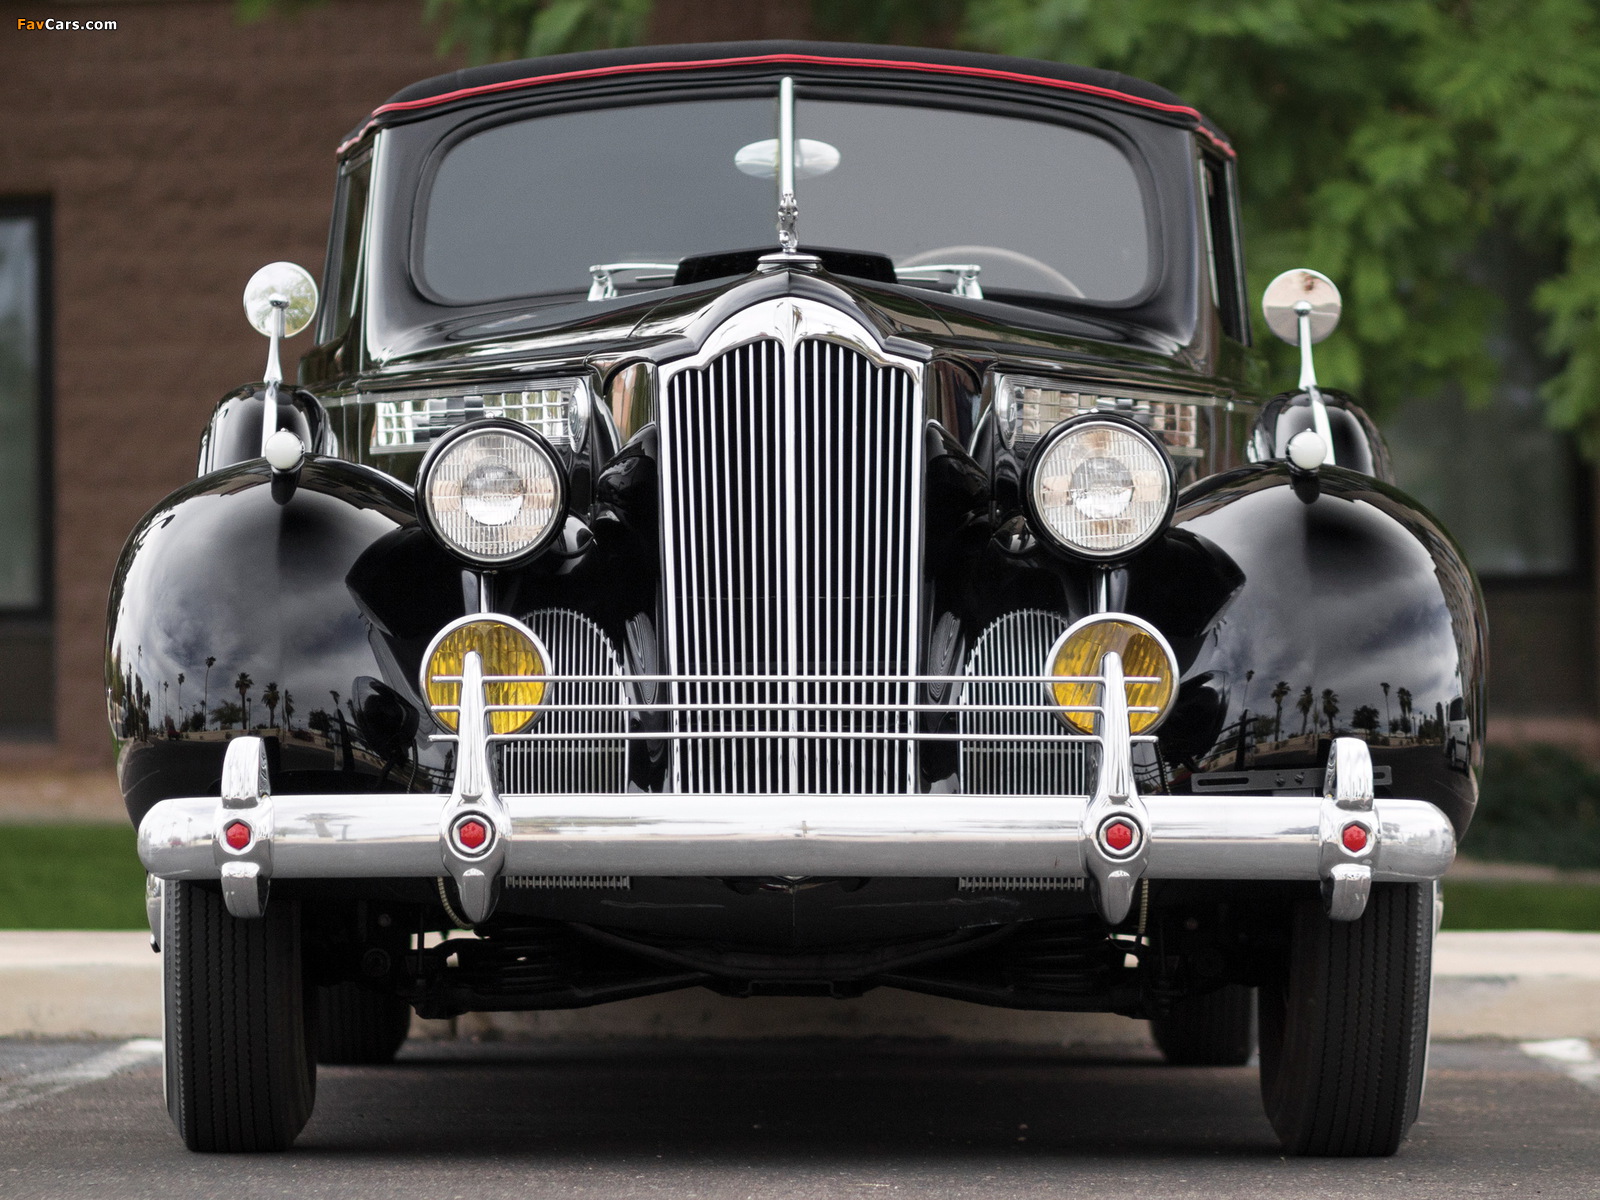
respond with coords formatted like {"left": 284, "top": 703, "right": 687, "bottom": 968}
{"left": 1, "top": 930, "right": 1595, "bottom": 1042}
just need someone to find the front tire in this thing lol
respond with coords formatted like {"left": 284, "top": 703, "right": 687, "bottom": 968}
{"left": 163, "top": 881, "right": 316, "bottom": 1152}
{"left": 1258, "top": 882, "right": 1432, "bottom": 1156}
{"left": 1150, "top": 984, "right": 1255, "bottom": 1066}
{"left": 314, "top": 983, "right": 412, "bottom": 1065}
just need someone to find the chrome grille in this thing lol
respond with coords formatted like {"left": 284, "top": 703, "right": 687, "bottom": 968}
{"left": 496, "top": 608, "right": 627, "bottom": 795}
{"left": 960, "top": 610, "right": 1093, "bottom": 795}
{"left": 660, "top": 336, "right": 923, "bottom": 794}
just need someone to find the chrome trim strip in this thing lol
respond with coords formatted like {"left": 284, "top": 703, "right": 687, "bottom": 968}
{"left": 140, "top": 791, "right": 1456, "bottom": 885}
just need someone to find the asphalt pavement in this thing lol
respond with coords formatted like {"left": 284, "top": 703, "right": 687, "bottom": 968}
{"left": 0, "top": 1036, "right": 1596, "bottom": 1199}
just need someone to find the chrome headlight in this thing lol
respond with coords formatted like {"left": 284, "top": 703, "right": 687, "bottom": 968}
{"left": 1026, "top": 416, "right": 1174, "bottom": 560}
{"left": 418, "top": 421, "right": 566, "bottom": 565}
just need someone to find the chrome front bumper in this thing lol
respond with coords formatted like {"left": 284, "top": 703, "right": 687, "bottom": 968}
{"left": 138, "top": 649, "right": 1456, "bottom": 926}
{"left": 140, "top": 786, "right": 1453, "bottom": 882}
{"left": 139, "top": 754, "right": 1455, "bottom": 927}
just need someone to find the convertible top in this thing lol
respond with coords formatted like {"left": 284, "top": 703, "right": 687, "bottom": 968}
{"left": 341, "top": 40, "right": 1233, "bottom": 157}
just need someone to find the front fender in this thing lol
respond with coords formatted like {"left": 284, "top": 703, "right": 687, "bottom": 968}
{"left": 105, "top": 458, "right": 465, "bottom": 826}
{"left": 1141, "top": 463, "right": 1486, "bottom": 835}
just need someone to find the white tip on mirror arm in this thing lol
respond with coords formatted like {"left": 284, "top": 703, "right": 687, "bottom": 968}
{"left": 1287, "top": 429, "right": 1327, "bottom": 472}
{"left": 264, "top": 429, "right": 306, "bottom": 472}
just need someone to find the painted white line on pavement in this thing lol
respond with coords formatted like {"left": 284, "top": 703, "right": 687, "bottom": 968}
{"left": 1521, "top": 1037, "right": 1600, "bottom": 1093}
{"left": 0, "top": 1038, "right": 163, "bottom": 1115}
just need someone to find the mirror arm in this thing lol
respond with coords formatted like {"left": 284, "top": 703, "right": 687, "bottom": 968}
{"left": 1296, "top": 301, "right": 1337, "bottom": 467}
{"left": 261, "top": 298, "right": 286, "bottom": 454}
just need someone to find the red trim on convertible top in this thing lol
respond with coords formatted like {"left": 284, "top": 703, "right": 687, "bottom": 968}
{"left": 336, "top": 52, "right": 1234, "bottom": 157}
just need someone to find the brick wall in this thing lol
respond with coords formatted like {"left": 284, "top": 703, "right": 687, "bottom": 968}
{"left": 0, "top": 0, "right": 449, "bottom": 765}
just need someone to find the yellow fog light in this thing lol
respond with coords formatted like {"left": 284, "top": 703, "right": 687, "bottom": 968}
{"left": 421, "top": 615, "right": 551, "bottom": 735}
{"left": 1046, "top": 614, "right": 1178, "bottom": 735}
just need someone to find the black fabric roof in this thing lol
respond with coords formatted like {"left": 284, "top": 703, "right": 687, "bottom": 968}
{"left": 357, "top": 40, "right": 1229, "bottom": 153}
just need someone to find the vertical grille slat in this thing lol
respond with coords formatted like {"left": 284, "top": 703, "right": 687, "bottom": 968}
{"left": 498, "top": 609, "right": 626, "bottom": 795}
{"left": 959, "top": 611, "right": 1093, "bottom": 796}
{"left": 661, "top": 335, "right": 921, "bottom": 794}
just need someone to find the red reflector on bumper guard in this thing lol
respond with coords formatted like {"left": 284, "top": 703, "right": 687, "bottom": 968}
{"left": 1342, "top": 823, "right": 1369, "bottom": 853}
{"left": 223, "top": 820, "right": 251, "bottom": 851}
{"left": 1102, "top": 820, "right": 1136, "bottom": 853}
{"left": 455, "top": 818, "right": 489, "bottom": 852}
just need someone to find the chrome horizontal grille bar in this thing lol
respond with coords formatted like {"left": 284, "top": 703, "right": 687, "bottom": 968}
{"left": 436, "top": 673, "right": 1161, "bottom": 685}
{"left": 442, "top": 702, "right": 1160, "bottom": 715}
{"left": 453, "top": 730, "right": 1156, "bottom": 744}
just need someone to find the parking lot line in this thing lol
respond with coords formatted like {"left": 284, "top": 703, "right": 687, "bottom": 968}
{"left": 1520, "top": 1037, "right": 1600, "bottom": 1092}
{"left": 0, "top": 1038, "right": 162, "bottom": 1114}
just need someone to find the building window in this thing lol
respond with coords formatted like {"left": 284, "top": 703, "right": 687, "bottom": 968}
{"left": 0, "top": 200, "right": 52, "bottom": 739}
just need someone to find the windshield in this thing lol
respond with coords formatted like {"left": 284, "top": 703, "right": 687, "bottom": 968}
{"left": 419, "top": 97, "right": 1151, "bottom": 306}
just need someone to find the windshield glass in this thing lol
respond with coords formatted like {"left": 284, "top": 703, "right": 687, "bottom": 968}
{"left": 420, "top": 97, "right": 1151, "bottom": 306}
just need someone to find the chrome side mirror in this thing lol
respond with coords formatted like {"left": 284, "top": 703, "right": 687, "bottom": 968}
{"left": 243, "top": 262, "right": 318, "bottom": 475}
{"left": 243, "top": 261, "right": 318, "bottom": 384}
{"left": 1262, "top": 268, "right": 1342, "bottom": 469}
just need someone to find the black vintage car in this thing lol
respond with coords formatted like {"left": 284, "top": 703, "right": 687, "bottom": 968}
{"left": 114, "top": 41, "right": 1482, "bottom": 1156}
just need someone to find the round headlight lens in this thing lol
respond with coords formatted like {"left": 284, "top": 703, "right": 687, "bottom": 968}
{"left": 1029, "top": 419, "right": 1172, "bottom": 558}
{"left": 1046, "top": 615, "right": 1178, "bottom": 735}
{"left": 423, "top": 426, "right": 564, "bottom": 564}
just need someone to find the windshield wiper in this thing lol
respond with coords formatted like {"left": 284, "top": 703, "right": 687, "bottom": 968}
{"left": 587, "top": 262, "right": 678, "bottom": 301}
{"left": 893, "top": 263, "right": 983, "bottom": 300}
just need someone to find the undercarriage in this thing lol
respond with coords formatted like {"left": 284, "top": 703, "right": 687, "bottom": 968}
{"left": 286, "top": 874, "right": 1299, "bottom": 1020}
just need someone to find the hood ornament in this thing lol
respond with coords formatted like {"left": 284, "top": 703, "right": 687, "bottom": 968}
{"left": 777, "top": 76, "right": 799, "bottom": 253}
{"left": 759, "top": 77, "right": 821, "bottom": 273}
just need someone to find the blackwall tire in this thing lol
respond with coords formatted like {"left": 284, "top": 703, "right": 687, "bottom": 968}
{"left": 314, "top": 983, "right": 412, "bottom": 1065}
{"left": 162, "top": 881, "right": 316, "bottom": 1152}
{"left": 1150, "top": 984, "right": 1255, "bottom": 1066}
{"left": 1258, "top": 882, "right": 1432, "bottom": 1157}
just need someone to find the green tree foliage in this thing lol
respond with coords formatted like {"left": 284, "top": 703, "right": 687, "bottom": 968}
{"left": 423, "top": 0, "right": 651, "bottom": 61}
{"left": 966, "top": 0, "right": 1600, "bottom": 439}
{"left": 811, "top": 0, "right": 966, "bottom": 44}
{"left": 237, "top": 0, "right": 650, "bottom": 59}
